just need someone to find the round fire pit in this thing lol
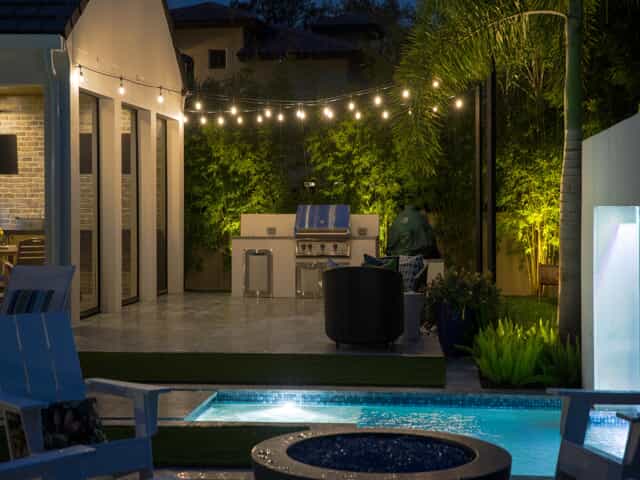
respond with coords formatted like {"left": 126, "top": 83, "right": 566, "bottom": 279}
{"left": 252, "top": 428, "right": 511, "bottom": 480}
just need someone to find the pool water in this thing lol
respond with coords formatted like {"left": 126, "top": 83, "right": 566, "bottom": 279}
{"left": 186, "top": 390, "right": 630, "bottom": 478}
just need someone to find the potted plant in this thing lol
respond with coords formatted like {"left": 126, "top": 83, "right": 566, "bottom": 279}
{"left": 426, "top": 268, "right": 499, "bottom": 356}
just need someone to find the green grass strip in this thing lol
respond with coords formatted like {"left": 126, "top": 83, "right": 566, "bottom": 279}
{"left": 105, "top": 424, "right": 308, "bottom": 468}
{"left": 79, "top": 352, "right": 445, "bottom": 387}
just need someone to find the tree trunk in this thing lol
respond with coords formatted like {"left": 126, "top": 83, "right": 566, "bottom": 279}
{"left": 558, "top": 0, "right": 583, "bottom": 339}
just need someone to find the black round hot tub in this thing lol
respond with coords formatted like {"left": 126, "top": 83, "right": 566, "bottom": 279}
{"left": 252, "top": 428, "right": 511, "bottom": 480}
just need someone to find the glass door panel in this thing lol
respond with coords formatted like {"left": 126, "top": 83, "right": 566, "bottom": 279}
{"left": 122, "top": 107, "right": 139, "bottom": 303}
{"left": 79, "top": 93, "right": 99, "bottom": 315}
{"left": 157, "top": 117, "right": 168, "bottom": 294}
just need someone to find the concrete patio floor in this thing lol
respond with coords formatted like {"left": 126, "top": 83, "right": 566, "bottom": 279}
{"left": 74, "top": 292, "right": 442, "bottom": 356}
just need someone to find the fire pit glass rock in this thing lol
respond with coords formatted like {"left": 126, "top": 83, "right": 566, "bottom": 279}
{"left": 252, "top": 428, "right": 511, "bottom": 480}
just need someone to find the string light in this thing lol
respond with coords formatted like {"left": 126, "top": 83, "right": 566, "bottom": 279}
{"left": 237, "top": 116, "right": 243, "bottom": 125}
{"left": 402, "top": 89, "right": 410, "bottom": 99}
{"left": 323, "top": 107, "right": 334, "bottom": 119}
{"left": 265, "top": 108, "right": 272, "bottom": 118}
{"left": 374, "top": 95, "right": 382, "bottom": 106}
{"left": 183, "top": 114, "right": 189, "bottom": 124}
{"left": 277, "top": 112, "right": 285, "bottom": 122}
{"left": 382, "top": 110, "right": 390, "bottom": 120}
{"left": 217, "top": 116, "right": 225, "bottom": 126}
{"left": 257, "top": 114, "right": 263, "bottom": 124}
{"left": 157, "top": 87, "right": 164, "bottom": 104}
{"left": 73, "top": 65, "right": 86, "bottom": 85}
{"left": 355, "top": 111, "right": 362, "bottom": 120}
{"left": 348, "top": 101, "right": 356, "bottom": 111}
{"left": 432, "top": 105, "right": 439, "bottom": 113}
{"left": 200, "top": 116, "right": 207, "bottom": 125}
{"left": 230, "top": 105, "right": 238, "bottom": 116}
{"left": 195, "top": 101, "right": 202, "bottom": 111}
{"left": 455, "top": 98, "right": 464, "bottom": 109}
{"left": 118, "top": 77, "right": 125, "bottom": 96}
{"left": 296, "top": 107, "right": 306, "bottom": 120}
{"left": 432, "top": 79, "right": 440, "bottom": 88}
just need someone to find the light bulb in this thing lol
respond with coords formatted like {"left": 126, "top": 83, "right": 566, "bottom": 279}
{"left": 374, "top": 95, "right": 382, "bottom": 106}
{"left": 355, "top": 111, "right": 362, "bottom": 120}
{"left": 323, "top": 107, "right": 334, "bottom": 119}
{"left": 327, "top": 110, "right": 334, "bottom": 119}
{"left": 118, "top": 78, "right": 125, "bottom": 96}
{"left": 78, "top": 67, "right": 85, "bottom": 84}
{"left": 402, "top": 89, "right": 410, "bottom": 99}
{"left": 296, "top": 109, "right": 305, "bottom": 120}
{"left": 277, "top": 113, "right": 284, "bottom": 122}
{"left": 230, "top": 105, "right": 238, "bottom": 115}
{"left": 455, "top": 98, "right": 464, "bottom": 109}
{"left": 183, "top": 114, "right": 189, "bottom": 124}
{"left": 432, "top": 79, "right": 440, "bottom": 88}
{"left": 195, "top": 101, "right": 202, "bottom": 111}
{"left": 157, "top": 88, "right": 164, "bottom": 104}
{"left": 217, "top": 116, "right": 225, "bottom": 126}
{"left": 382, "top": 110, "right": 390, "bottom": 120}
{"left": 237, "top": 116, "right": 243, "bottom": 125}
{"left": 265, "top": 108, "right": 272, "bottom": 118}
{"left": 348, "top": 101, "right": 356, "bottom": 111}
{"left": 200, "top": 116, "right": 207, "bottom": 125}
{"left": 257, "top": 115, "right": 263, "bottom": 123}
{"left": 432, "top": 105, "right": 439, "bottom": 113}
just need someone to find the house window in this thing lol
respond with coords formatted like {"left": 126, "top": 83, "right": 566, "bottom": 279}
{"left": 208, "top": 49, "right": 226, "bottom": 69}
{"left": 0, "top": 134, "right": 18, "bottom": 174}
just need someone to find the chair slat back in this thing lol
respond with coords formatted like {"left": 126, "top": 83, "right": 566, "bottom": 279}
{"left": 0, "top": 313, "right": 86, "bottom": 403}
{"left": 0, "top": 265, "right": 75, "bottom": 314}
{"left": 17, "top": 238, "right": 46, "bottom": 265}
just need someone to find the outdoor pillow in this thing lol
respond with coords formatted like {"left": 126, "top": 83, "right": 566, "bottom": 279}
{"left": 398, "top": 255, "right": 426, "bottom": 291}
{"left": 42, "top": 398, "right": 108, "bottom": 450}
{"left": 362, "top": 254, "right": 399, "bottom": 272}
{"left": 5, "top": 289, "right": 54, "bottom": 314}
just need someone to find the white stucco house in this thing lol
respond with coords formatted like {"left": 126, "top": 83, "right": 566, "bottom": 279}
{"left": 0, "top": 0, "right": 185, "bottom": 319}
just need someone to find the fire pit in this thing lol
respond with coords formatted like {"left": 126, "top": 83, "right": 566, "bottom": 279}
{"left": 252, "top": 427, "right": 511, "bottom": 480}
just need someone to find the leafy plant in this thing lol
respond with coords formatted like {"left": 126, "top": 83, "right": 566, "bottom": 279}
{"left": 426, "top": 268, "right": 500, "bottom": 323}
{"left": 469, "top": 317, "right": 581, "bottom": 388}
{"left": 470, "top": 318, "right": 546, "bottom": 387}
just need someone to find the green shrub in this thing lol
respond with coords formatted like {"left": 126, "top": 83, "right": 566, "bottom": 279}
{"left": 469, "top": 317, "right": 581, "bottom": 388}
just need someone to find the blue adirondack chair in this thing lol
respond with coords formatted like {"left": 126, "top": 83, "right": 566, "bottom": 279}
{"left": 549, "top": 389, "right": 640, "bottom": 480}
{"left": 0, "top": 312, "right": 169, "bottom": 479}
{"left": 0, "top": 265, "right": 75, "bottom": 314}
{"left": 0, "top": 445, "right": 95, "bottom": 480}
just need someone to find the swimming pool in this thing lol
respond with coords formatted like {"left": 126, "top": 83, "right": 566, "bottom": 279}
{"left": 186, "top": 390, "right": 630, "bottom": 477}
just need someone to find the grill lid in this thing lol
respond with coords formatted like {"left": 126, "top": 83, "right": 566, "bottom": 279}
{"left": 295, "top": 205, "right": 350, "bottom": 236}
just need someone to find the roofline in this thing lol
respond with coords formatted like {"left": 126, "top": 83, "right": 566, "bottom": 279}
{"left": 63, "top": 0, "right": 91, "bottom": 38}
{"left": 160, "top": 0, "right": 188, "bottom": 95}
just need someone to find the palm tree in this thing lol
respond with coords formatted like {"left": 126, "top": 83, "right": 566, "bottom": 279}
{"left": 397, "top": 0, "right": 587, "bottom": 337}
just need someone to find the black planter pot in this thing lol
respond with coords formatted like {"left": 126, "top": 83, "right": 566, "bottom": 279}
{"left": 436, "top": 302, "right": 477, "bottom": 357}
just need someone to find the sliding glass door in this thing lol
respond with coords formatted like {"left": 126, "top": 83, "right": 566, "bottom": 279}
{"left": 121, "top": 107, "right": 139, "bottom": 304}
{"left": 79, "top": 93, "right": 100, "bottom": 316}
{"left": 156, "top": 117, "right": 168, "bottom": 294}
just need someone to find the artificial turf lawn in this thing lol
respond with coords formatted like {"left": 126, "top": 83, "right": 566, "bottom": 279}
{"left": 79, "top": 351, "right": 445, "bottom": 387}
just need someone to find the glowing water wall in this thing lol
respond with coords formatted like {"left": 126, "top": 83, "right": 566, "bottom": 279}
{"left": 583, "top": 113, "right": 640, "bottom": 389}
{"left": 593, "top": 207, "right": 640, "bottom": 389}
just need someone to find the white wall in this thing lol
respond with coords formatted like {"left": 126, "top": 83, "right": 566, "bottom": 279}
{"left": 66, "top": 0, "right": 185, "bottom": 315}
{"left": 582, "top": 112, "right": 640, "bottom": 389}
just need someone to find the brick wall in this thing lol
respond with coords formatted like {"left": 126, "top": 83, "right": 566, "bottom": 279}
{"left": 0, "top": 95, "right": 45, "bottom": 230}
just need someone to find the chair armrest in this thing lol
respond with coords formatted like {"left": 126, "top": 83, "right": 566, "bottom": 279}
{"left": 0, "top": 445, "right": 95, "bottom": 480}
{"left": 86, "top": 378, "right": 170, "bottom": 438}
{"left": 0, "top": 392, "right": 49, "bottom": 412}
{"left": 85, "top": 378, "right": 169, "bottom": 399}
{"left": 548, "top": 388, "right": 640, "bottom": 405}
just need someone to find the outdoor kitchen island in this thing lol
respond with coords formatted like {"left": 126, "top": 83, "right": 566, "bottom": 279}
{"left": 231, "top": 205, "right": 379, "bottom": 298}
